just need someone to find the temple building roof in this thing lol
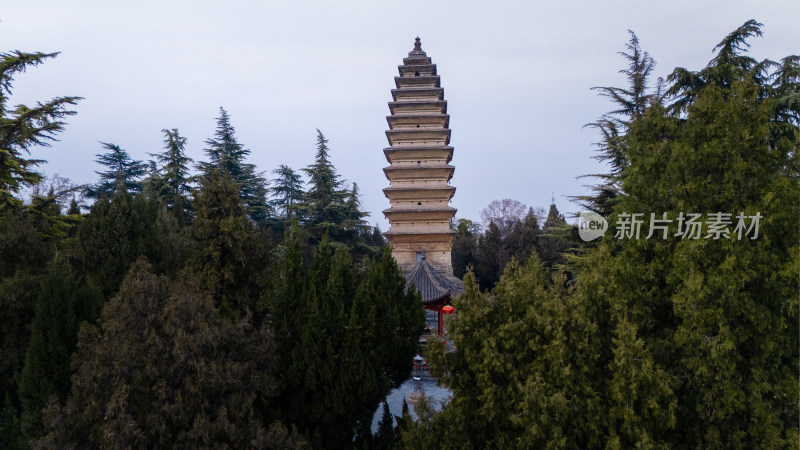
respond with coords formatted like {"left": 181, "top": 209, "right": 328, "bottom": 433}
{"left": 405, "top": 257, "right": 464, "bottom": 303}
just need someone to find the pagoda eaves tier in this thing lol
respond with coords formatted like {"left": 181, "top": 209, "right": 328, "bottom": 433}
{"left": 383, "top": 37, "right": 458, "bottom": 277}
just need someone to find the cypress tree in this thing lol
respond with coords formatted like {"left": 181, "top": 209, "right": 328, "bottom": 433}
{"left": 410, "top": 21, "right": 798, "bottom": 448}
{"left": 504, "top": 208, "right": 541, "bottom": 265}
{"left": 451, "top": 218, "right": 478, "bottom": 279}
{"left": 0, "top": 206, "right": 65, "bottom": 405}
{"left": 190, "top": 169, "right": 262, "bottom": 313}
{"left": 37, "top": 259, "right": 303, "bottom": 448}
{"left": 474, "top": 221, "right": 507, "bottom": 291}
{"left": 537, "top": 203, "right": 571, "bottom": 269}
{"left": 17, "top": 262, "right": 102, "bottom": 440}
{"left": 77, "top": 189, "right": 168, "bottom": 297}
{"left": 0, "top": 395, "right": 23, "bottom": 450}
{"left": 374, "top": 401, "right": 396, "bottom": 449}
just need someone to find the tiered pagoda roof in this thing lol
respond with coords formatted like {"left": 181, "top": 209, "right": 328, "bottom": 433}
{"left": 382, "top": 37, "right": 460, "bottom": 278}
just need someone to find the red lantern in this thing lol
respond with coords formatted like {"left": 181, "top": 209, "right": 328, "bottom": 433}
{"left": 442, "top": 305, "right": 455, "bottom": 315}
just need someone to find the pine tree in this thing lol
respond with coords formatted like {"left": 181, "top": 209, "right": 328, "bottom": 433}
{"left": 86, "top": 142, "right": 147, "bottom": 198}
{"left": 301, "top": 130, "right": 347, "bottom": 238}
{"left": 150, "top": 128, "right": 193, "bottom": 219}
{"left": 197, "top": 107, "right": 270, "bottom": 225}
{"left": 270, "top": 164, "right": 304, "bottom": 220}
{"left": 573, "top": 30, "right": 662, "bottom": 216}
{"left": 0, "top": 50, "right": 81, "bottom": 208}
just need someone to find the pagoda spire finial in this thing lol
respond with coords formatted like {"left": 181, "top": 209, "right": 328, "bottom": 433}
{"left": 414, "top": 36, "right": 422, "bottom": 51}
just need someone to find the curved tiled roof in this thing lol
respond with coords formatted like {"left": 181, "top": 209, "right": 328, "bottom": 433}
{"left": 405, "top": 258, "right": 464, "bottom": 303}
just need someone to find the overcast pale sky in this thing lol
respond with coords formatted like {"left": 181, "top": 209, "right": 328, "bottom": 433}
{"left": 2, "top": 1, "right": 798, "bottom": 229}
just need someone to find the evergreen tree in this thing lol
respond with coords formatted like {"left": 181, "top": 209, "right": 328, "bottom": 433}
{"left": 270, "top": 164, "right": 304, "bottom": 221}
{"left": 197, "top": 107, "right": 270, "bottom": 225}
{"left": 66, "top": 197, "right": 80, "bottom": 215}
{"left": 407, "top": 259, "right": 605, "bottom": 448}
{"left": 364, "top": 247, "right": 426, "bottom": 388}
{"left": 451, "top": 218, "right": 478, "bottom": 279}
{"left": 411, "top": 22, "right": 798, "bottom": 448}
{"left": 190, "top": 169, "right": 265, "bottom": 314}
{"left": 1, "top": 395, "right": 24, "bottom": 450}
{"left": 156, "top": 128, "right": 193, "bottom": 199}
{"left": 273, "top": 238, "right": 423, "bottom": 447}
{"left": 37, "top": 259, "right": 305, "bottom": 449}
{"left": 141, "top": 158, "right": 170, "bottom": 202}
{"left": 17, "top": 261, "right": 102, "bottom": 441}
{"left": 86, "top": 142, "right": 147, "bottom": 198}
{"left": 77, "top": 189, "right": 177, "bottom": 297}
{"left": 595, "top": 21, "right": 798, "bottom": 445}
{"left": 0, "top": 206, "right": 64, "bottom": 406}
{"left": 370, "top": 223, "right": 385, "bottom": 247}
{"left": 374, "top": 401, "right": 396, "bottom": 449}
{"left": 0, "top": 50, "right": 80, "bottom": 208}
{"left": 272, "top": 221, "right": 305, "bottom": 357}
{"left": 278, "top": 234, "right": 353, "bottom": 447}
{"left": 473, "top": 221, "right": 507, "bottom": 291}
{"left": 342, "top": 182, "right": 369, "bottom": 238}
{"left": 149, "top": 128, "right": 193, "bottom": 221}
{"left": 301, "top": 130, "right": 347, "bottom": 238}
{"left": 537, "top": 203, "right": 571, "bottom": 269}
{"left": 503, "top": 208, "right": 541, "bottom": 265}
{"left": 573, "top": 30, "right": 661, "bottom": 216}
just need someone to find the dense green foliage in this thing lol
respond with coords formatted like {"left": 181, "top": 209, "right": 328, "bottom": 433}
{"left": 272, "top": 231, "right": 424, "bottom": 448}
{"left": 36, "top": 259, "right": 305, "bottom": 449}
{"left": 1, "top": 19, "right": 796, "bottom": 450}
{"left": 453, "top": 203, "right": 579, "bottom": 291}
{"left": 17, "top": 262, "right": 102, "bottom": 441}
{"left": 409, "top": 20, "right": 799, "bottom": 449}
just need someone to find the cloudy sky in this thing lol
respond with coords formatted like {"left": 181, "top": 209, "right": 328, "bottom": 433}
{"left": 2, "top": 1, "right": 797, "bottom": 228}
